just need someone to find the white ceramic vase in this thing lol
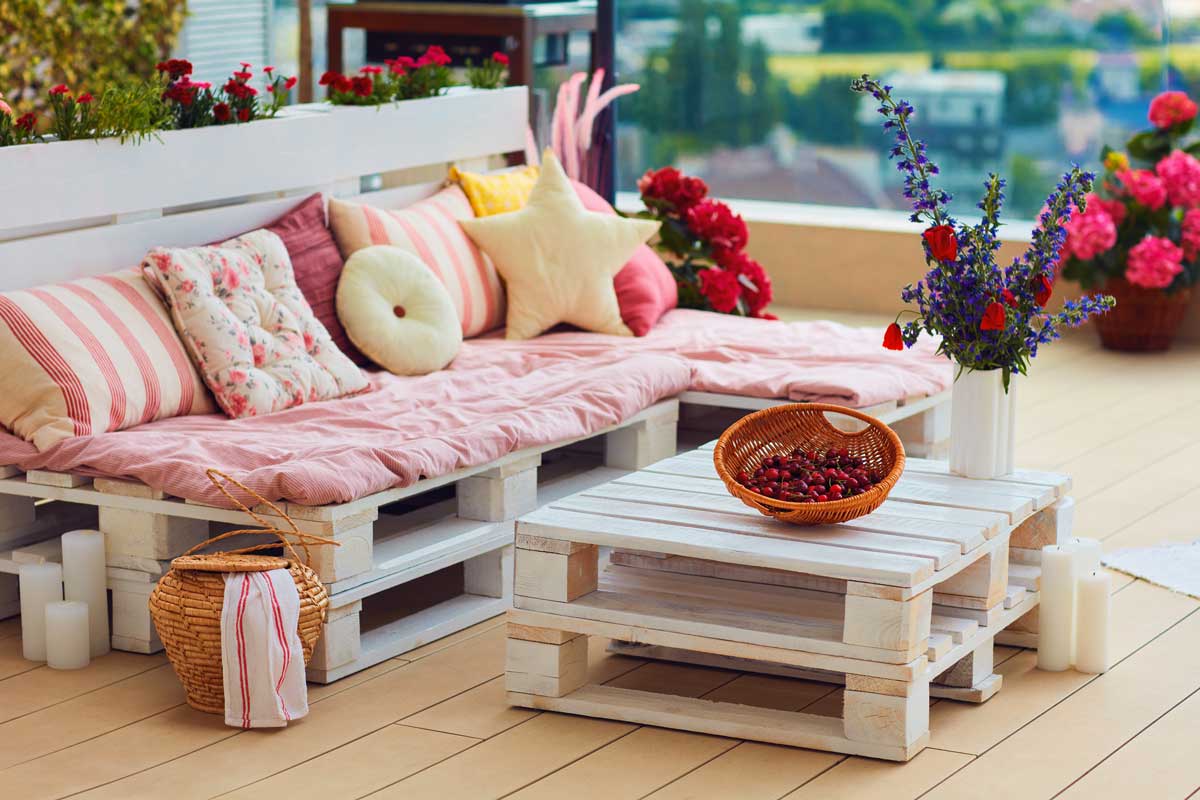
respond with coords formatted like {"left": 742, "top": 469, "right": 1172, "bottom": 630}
{"left": 949, "top": 367, "right": 1015, "bottom": 479}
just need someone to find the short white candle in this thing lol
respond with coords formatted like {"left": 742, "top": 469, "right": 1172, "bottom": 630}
{"left": 1075, "top": 571, "right": 1111, "bottom": 674}
{"left": 1038, "top": 544, "right": 1076, "bottom": 672}
{"left": 45, "top": 601, "right": 90, "bottom": 670}
{"left": 61, "top": 530, "right": 109, "bottom": 657}
{"left": 18, "top": 562, "right": 63, "bottom": 662}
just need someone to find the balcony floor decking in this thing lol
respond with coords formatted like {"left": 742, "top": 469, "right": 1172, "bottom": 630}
{"left": 1, "top": 314, "right": 1199, "bottom": 800}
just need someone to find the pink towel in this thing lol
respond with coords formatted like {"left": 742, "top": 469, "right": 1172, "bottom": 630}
{"left": 220, "top": 569, "right": 309, "bottom": 728}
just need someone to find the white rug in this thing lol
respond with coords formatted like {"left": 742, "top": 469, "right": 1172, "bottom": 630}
{"left": 1103, "top": 541, "right": 1200, "bottom": 599}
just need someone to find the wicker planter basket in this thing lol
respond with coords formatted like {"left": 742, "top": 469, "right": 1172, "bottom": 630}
{"left": 1094, "top": 278, "right": 1192, "bottom": 352}
{"left": 713, "top": 403, "right": 905, "bottom": 526}
{"left": 149, "top": 469, "right": 337, "bottom": 714}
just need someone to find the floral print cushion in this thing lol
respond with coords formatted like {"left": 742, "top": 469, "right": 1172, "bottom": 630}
{"left": 142, "top": 229, "right": 368, "bottom": 418}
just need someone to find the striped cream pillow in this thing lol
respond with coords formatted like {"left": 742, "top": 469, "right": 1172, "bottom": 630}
{"left": 0, "top": 269, "right": 215, "bottom": 450}
{"left": 328, "top": 186, "right": 506, "bottom": 338}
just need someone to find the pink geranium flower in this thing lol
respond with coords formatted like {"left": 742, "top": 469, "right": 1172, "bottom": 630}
{"left": 0, "top": 98, "right": 13, "bottom": 116}
{"left": 1126, "top": 235, "right": 1184, "bottom": 289}
{"left": 1063, "top": 201, "right": 1116, "bottom": 261}
{"left": 1117, "top": 169, "right": 1168, "bottom": 211}
{"left": 1155, "top": 150, "right": 1200, "bottom": 207}
{"left": 1182, "top": 209, "right": 1200, "bottom": 262}
{"left": 1088, "top": 194, "right": 1127, "bottom": 227}
{"left": 1148, "top": 91, "right": 1198, "bottom": 130}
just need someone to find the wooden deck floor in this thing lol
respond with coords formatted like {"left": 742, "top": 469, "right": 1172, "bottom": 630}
{"left": 2, "top": 324, "right": 1200, "bottom": 799}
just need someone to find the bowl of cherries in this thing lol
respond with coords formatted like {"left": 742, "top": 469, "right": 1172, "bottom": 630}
{"left": 712, "top": 403, "right": 905, "bottom": 525}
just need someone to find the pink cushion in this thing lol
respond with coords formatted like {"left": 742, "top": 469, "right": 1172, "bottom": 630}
{"left": 571, "top": 181, "right": 678, "bottom": 336}
{"left": 264, "top": 194, "right": 369, "bottom": 366}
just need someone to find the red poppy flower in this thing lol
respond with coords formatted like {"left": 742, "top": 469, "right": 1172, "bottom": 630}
{"left": 980, "top": 301, "right": 1006, "bottom": 331}
{"left": 1034, "top": 274, "right": 1053, "bottom": 307}
{"left": 1001, "top": 288, "right": 1017, "bottom": 307}
{"left": 882, "top": 322, "right": 904, "bottom": 350}
{"left": 923, "top": 225, "right": 958, "bottom": 263}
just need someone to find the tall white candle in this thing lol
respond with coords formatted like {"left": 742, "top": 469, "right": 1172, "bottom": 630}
{"left": 1038, "top": 544, "right": 1076, "bottom": 671}
{"left": 45, "top": 601, "right": 90, "bottom": 670}
{"left": 61, "top": 530, "right": 109, "bottom": 657}
{"left": 18, "top": 562, "right": 63, "bottom": 662}
{"left": 1076, "top": 571, "right": 1111, "bottom": 674}
{"left": 1065, "top": 537, "right": 1103, "bottom": 574}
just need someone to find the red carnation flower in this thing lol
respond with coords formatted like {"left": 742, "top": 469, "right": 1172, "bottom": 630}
{"left": 1034, "top": 274, "right": 1053, "bottom": 307}
{"left": 264, "top": 65, "right": 275, "bottom": 75}
{"left": 233, "top": 71, "right": 253, "bottom": 82}
{"left": 213, "top": 102, "right": 232, "bottom": 122}
{"left": 237, "top": 107, "right": 251, "bottom": 122}
{"left": 722, "top": 251, "right": 773, "bottom": 316}
{"left": 240, "top": 62, "right": 252, "bottom": 71}
{"left": 49, "top": 84, "right": 70, "bottom": 96}
{"left": 686, "top": 199, "right": 748, "bottom": 262}
{"left": 420, "top": 45, "right": 451, "bottom": 66}
{"left": 698, "top": 268, "right": 742, "bottom": 313}
{"left": 637, "top": 166, "right": 708, "bottom": 212}
{"left": 492, "top": 51, "right": 509, "bottom": 65}
{"left": 352, "top": 76, "right": 373, "bottom": 97}
{"left": 157, "top": 59, "right": 193, "bottom": 80}
{"left": 360, "top": 65, "right": 384, "bottom": 75}
{"left": 284, "top": 76, "right": 298, "bottom": 91}
{"left": 980, "top": 301, "right": 1006, "bottom": 331}
{"left": 318, "top": 71, "right": 341, "bottom": 86}
{"left": 923, "top": 225, "right": 957, "bottom": 263}
{"left": 334, "top": 75, "right": 352, "bottom": 93}
{"left": 883, "top": 322, "right": 904, "bottom": 350}
{"left": 76, "top": 92, "right": 93, "bottom": 104}
{"left": 14, "top": 112, "right": 36, "bottom": 132}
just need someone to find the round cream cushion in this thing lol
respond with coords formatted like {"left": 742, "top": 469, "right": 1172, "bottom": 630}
{"left": 336, "top": 245, "right": 463, "bottom": 375}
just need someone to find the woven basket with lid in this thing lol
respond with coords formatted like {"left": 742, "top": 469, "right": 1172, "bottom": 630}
{"left": 148, "top": 469, "right": 338, "bottom": 714}
{"left": 713, "top": 403, "right": 905, "bottom": 526}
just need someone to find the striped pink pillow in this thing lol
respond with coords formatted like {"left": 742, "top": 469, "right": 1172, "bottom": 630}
{"left": 0, "top": 269, "right": 215, "bottom": 450}
{"left": 328, "top": 187, "right": 505, "bottom": 338}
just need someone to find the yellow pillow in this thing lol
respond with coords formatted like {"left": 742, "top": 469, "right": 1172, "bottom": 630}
{"left": 449, "top": 164, "right": 539, "bottom": 217}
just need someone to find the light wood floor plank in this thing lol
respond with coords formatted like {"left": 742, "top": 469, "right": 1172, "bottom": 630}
{"left": 783, "top": 747, "right": 973, "bottom": 799}
{"left": 402, "top": 676, "right": 539, "bottom": 739}
{"left": 606, "top": 661, "right": 739, "bottom": 698}
{"left": 506, "top": 726, "right": 736, "bottom": 800}
{"left": 928, "top": 579, "right": 1199, "bottom": 755}
{"left": 0, "top": 617, "right": 19, "bottom": 639}
{"left": 0, "top": 652, "right": 166, "bottom": 723}
{"left": 923, "top": 608, "right": 1200, "bottom": 799}
{"left": 1073, "top": 441, "right": 1200, "bottom": 541}
{"left": 218, "top": 724, "right": 478, "bottom": 800}
{"left": 0, "top": 633, "right": 38, "bottom": 680}
{"left": 644, "top": 742, "right": 842, "bottom": 800}
{"left": 366, "top": 714, "right": 635, "bottom": 799}
{"left": 1058, "top": 688, "right": 1200, "bottom": 799}
{"left": 701, "top": 673, "right": 837, "bottom": 711}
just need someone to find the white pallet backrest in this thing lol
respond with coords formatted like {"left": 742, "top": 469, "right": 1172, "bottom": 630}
{"left": 0, "top": 86, "right": 528, "bottom": 292}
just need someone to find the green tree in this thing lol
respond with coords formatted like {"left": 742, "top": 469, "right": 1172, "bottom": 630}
{"left": 1003, "top": 57, "right": 1071, "bottom": 125}
{"left": 821, "top": 0, "right": 919, "bottom": 51}
{"left": 1093, "top": 11, "right": 1158, "bottom": 45}
{"left": 784, "top": 74, "right": 861, "bottom": 146}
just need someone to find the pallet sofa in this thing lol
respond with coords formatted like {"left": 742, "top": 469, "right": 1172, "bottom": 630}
{"left": 0, "top": 86, "right": 952, "bottom": 682}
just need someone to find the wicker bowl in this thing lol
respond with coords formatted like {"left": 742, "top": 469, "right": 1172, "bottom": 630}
{"left": 713, "top": 403, "right": 905, "bottom": 526}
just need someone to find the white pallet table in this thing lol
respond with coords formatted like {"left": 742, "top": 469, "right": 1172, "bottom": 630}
{"left": 506, "top": 457, "right": 1064, "bottom": 761}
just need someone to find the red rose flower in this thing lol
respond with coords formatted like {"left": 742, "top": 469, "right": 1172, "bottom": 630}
{"left": 76, "top": 92, "right": 93, "bottom": 104}
{"left": 882, "top": 322, "right": 904, "bottom": 351}
{"left": 686, "top": 199, "right": 748, "bottom": 262}
{"left": 49, "top": 84, "right": 70, "bottom": 96}
{"left": 213, "top": 102, "right": 232, "bottom": 122}
{"left": 980, "top": 301, "right": 1006, "bottom": 331}
{"left": 1001, "top": 288, "right": 1017, "bottom": 307}
{"left": 352, "top": 76, "right": 373, "bottom": 97}
{"left": 922, "top": 225, "right": 957, "bottom": 263}
{"left": 1034, "top": 274, "right": 1053, "bottom": 307}
{"left": 492, "top": 51, "right": 509, "bottom": 65}
{"left": 237, "top": 107, "right": 250, "bottom": 122}
{"left": 1148, "top": 91, "right": 1198, "bottom": 130}
{"left": 698, "top": 268, "right": 742, "bottom": 313}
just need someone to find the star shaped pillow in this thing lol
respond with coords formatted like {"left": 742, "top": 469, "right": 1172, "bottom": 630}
{"left": 459, "top": 152, "right": 660, "bottom": 340}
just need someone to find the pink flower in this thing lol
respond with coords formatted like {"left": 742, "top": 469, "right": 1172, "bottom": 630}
{"left": 1155, "top": 150, "right": 1200, "bottom": 207}
{"left": 0, "top": 99, "right": 10, "bottom": 116}
{"left": 152, "top": 252, "right": 172, "bottom": 272}
{"left": 1088, "top": 194, "right": 1126, "bottom": 227}
{"left": 228, "top": 369, "right": 248, "bottom": 384}
{"left": 1148, "top": 91, "right": 1198, "bottom": 130}
{"left": 1117, "top": 169, "right": 1168, "bottom": 211}
{"left": 227, "top": 393, "right": 248, "bottom": 416}
{"left": 1126, "top": 235, "right": 1184, "bottom": 289}
{"left": 223, "top": 265, "right": 240, "bottom": 288}
{"left": 1063, "top": 201, "right": 1117, "bottom": 261}
{"left": 179, "top": 279, "right": 195, "bottom": 293}
{"left": 252, "top": 342, "right": 266, "bottom": 366}
{"left": 1182, "top": 209, "right": 1200, "bottom": 262}
{"left": 302, "top": 331, "right": 314, "bottom": 350}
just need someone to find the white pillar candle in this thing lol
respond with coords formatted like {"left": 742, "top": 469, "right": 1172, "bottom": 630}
{"left": 61, "top": 530, "right": 109, "bottom": 657}
{"left": 1075, "top": 571, "right": 1111, "bottom": 674}
{"left": 45, "top": 601, "right": 90, "bottom": 670}
{"left": 1038, "top": 544, "right": 1076, "bottom": 672}
{"left": 1064, "top": 537, "right": 1103, "bottom": 574}
{"left": 18, "top": 562, "right": 63, "bottom": 662}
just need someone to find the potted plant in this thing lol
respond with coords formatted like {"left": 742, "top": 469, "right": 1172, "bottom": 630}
{"left": 1059, "top": 90, "right": 1200, "bottom": 351}
{"left": 853, "top": 75, "right": 1114, "bottom": 479}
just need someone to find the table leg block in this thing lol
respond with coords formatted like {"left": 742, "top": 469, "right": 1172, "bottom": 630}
{"left": 936, "top": 541, "right": 1009, "bottom": 608}
{"left": 515, "top": 545, "right": 598, "bottom": 602}
{"left": 458, "top": 464, "right": 539, "bottom": 523}
{"left": 842, "top": 590, "right": 931, "bottom": 653}
{"left": 933, "top": 641, "right": 993, "bottom": 689}
{"left": 100, "top": 507, "right": 209, "bottom": 560}
{"left": 844, "top": 681, "right": 929, "bottom": 748}
{"left": 1011, "top": 496, "right": 1075, "bottom": 550}
{"left": 506, "top": 634, "right": 588, "bottom": 697}
{"left": 604, "top": 414, "right": 678, "bottom": 470}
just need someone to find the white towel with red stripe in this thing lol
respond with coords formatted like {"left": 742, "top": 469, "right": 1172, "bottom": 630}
{"left": 220, "top": 569, "right": 309, "bottom": 728}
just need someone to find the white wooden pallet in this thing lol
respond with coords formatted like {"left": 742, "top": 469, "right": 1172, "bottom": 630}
{"left": 505, "top": 450, "right": 1068, "bottom": 761}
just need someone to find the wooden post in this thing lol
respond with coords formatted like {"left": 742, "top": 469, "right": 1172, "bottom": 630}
{"left": 298, "top": 0, "right": 313, "bottom": 103}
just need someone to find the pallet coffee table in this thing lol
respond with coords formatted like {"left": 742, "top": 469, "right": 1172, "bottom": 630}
{"left": 506, "top": 443, "right": 1071, "bottom": 761}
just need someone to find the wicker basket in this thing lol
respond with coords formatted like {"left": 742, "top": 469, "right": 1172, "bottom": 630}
{"left": 713, "top": 403, "right": 905, "bottom": 526}
{"left": 1094, "top": 278, "right": 1192, "bottom": 352}
{"left": 148, "top": 469, "right": 338, "bottom": 714}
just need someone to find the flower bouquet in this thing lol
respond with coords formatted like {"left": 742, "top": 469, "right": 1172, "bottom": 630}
{"left": 1059, "top": 90, "right": 1200, "bottom": 351}
{"left": 851, "top": 74, "right": 1114, "bottom": 478}
{"left": 635, "top": 167, "right": 774, "bottom": 318}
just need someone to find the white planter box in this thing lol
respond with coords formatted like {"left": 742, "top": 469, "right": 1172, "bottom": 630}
{"left": 948, "top": 368, "right": 1016, "bottom": 480}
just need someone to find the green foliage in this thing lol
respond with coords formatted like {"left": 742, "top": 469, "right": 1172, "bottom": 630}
{"left": 1093, "top": 11, "right": 1158, "bottom": 46}
{"left": 821, "top": 0, "right": 917, "bottom": 51}
{"left": 0, "top": 0, "right": 186, "bottom": 114}
{"left": 91, "top": 82, "right": 172, "bottom": 144}
{"left": 1002, "top": 57, "right": 1071, "bottom": 125}
{"left": 784, "top": 73, "right": 860, "bottom": 145}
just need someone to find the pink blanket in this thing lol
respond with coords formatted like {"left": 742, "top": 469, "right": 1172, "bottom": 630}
{"left": 0, "top": 311, "right": 950, "bottom": 506}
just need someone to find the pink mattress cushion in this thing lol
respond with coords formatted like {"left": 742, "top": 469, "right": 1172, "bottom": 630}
{"left": 0, "top": 310, "right": 952, "bottom": 507}
{"left": 263, "top": 193, "right": 369, "bottom": 366}
{"left": 572, "top": 181, "right": 678, "bottom": 336}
